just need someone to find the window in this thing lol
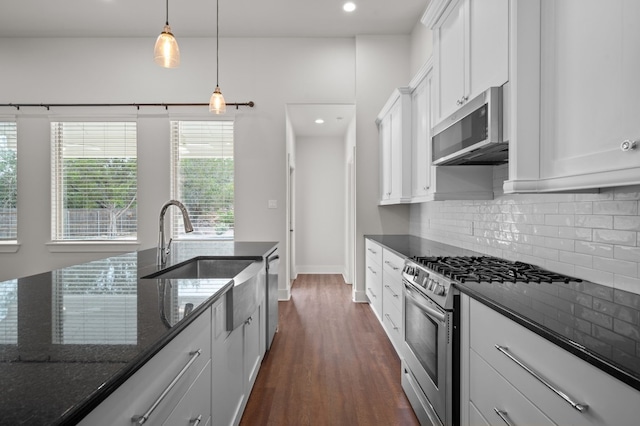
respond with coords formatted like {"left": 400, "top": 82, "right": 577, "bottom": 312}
{"left": 51, "top": 122, "right": 137, "bottom": 241}
{"left": 0, "top": 122, "right": 17, "bottom": 241}
{"left": 170, "top": 121, "right": 234, "bottom": 239}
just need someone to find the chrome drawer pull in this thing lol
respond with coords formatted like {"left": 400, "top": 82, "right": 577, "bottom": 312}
{"left": 384, "top": 260, "right": 400, "bottom": 271}
{"left": 493, "top": 408, "right": 514, "bottom": 426}
{"left": 190, "top": 415, "right": 203, "bottom": 425}
{"left": 367, "top": 266, "right": 377, "bottom": 274}
{"left": 367, "top": 248, "right": 377, "bottom": 254}
{"left": 495, "top": 345, "right": 588, "bottom": 412}
{"left": 384, "top": 284, "right": 399, "bottom": 298}
{"left": 132, "top": 349, "right": 202, "bottom": 424}
{"left": 384, "top": 313, "right": 399, "bottom": 331}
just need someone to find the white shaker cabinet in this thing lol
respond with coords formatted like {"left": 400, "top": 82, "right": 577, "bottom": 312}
{"left": 410, "top": 62, "right": 433, "bottom": 202}
{"left": 423, "top": 0, "right": 509, "bottom": 122}
{"left": 460, "top": 294, "right": 640, "bottom": 426}
{"left": 505, "top": 0, "right": 640, "bottom": 192}
{"left": 377, "top": 87, "right": 412, "bottom": 205}
{"left": 381, "top": 248, "right": 405, "bottom": 354}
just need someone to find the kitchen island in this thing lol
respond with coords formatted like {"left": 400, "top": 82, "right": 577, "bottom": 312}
{"left": 0, "top": 241, "right": 277, "bottom": 425}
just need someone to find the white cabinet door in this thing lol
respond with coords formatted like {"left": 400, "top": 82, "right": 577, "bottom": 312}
{"left": 437, "top": 0, "right": 466, "bottom": 120}
{"left": 411, "top": 66, "right": 432, "bottom": 201}
{"left": 244, "top": 303, "right": 263, "bottom": 392}
{"left": 538, "top": 0, "right": 640, "bottom": 189}
{"left": 427, "top": 0, "right": 509, "bottom": 122}
{"left": 211, "top": 324, "right": 244, "bottom": 426}
{"left": 377, "top": 88, "right": 412, "bottom": 205}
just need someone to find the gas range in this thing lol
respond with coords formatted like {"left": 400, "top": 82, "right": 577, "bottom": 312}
{"left": 402, "top": 255, "right": 582, "bottom": 310}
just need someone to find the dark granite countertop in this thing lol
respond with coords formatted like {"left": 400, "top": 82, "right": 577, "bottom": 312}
{"left": 366, "top": 234, "right": 640, "bottom": 393}
{"left": 0, "top": 241, "right": 277, "bottom": 426}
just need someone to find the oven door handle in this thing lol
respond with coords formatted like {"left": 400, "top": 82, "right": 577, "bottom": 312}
{"left": 404, "top": 282, "right": 446, "bottom": 324}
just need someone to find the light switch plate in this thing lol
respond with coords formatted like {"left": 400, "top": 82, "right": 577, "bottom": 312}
{"left": 268, "top": 199, "right": 278, "bottom": 209}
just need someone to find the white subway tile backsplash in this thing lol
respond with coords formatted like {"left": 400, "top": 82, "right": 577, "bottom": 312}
{"left": 575, "top": 214, "right": 613, "bottom": 229}
{"left": 593, "top": 256, "right": 638, "bottom": 278}
{"left": 410, "top": 179, "right": 640, "bottom": 294}
{"left": 614, "top": 216, "right": 640, "bottom": 231}
{"left": 593, "top": 229, "right": 637, "bottom": 247}
{"left": 593, "top": 201, "right": 639, "bottom": 215}
{"left": 575, "top": 241, "right": 614, "bottom": 258}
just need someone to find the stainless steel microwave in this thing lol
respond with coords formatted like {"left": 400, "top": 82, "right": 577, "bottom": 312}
{"left": 432, "top": 86, "right": 507, "bottom": 166}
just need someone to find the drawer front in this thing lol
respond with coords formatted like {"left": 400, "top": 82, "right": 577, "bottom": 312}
{"left": 366, "top": 263, "right": 382, "bottom": 317}
{"left": 365, "top": 239, "right": 383, "bottom": 266}
{"left": 163, "top": 360, "right": 212, "bottom": 426}
{"left": 382, "top": 271, "right": 402, "bottom": 313}
{"left": 79, "top": 309, "right": 212, "bottom": 426}
{"left": 470, "top": 350, "right": 555, "bottom": 426}
{"left": 382, "top": 301, "right": 403, "bottom": 353}
{"left": 382, "top": 248, "right": 404, "bottom": 278}
{"left": 470, "top": 299, "right": 640, "bottom": 426}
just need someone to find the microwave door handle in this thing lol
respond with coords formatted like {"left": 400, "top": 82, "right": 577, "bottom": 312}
{"left": 404, "top": 283, "right": 446, "bottom": 323}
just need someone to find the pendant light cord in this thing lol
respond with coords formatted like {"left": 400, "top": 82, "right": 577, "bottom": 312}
{"left": 165, "top": 0, "right": 169, "bottom": 25}
{"left": 216, "top": 0, "right": 220, "bottom": 87}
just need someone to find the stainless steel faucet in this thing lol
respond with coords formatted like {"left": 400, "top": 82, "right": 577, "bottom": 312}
{"left": 157, "top": 200, "right": 194, "bottom": 266}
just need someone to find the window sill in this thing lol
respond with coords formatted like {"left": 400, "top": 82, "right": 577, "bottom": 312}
{"left": 46, "top": 241, "right": 141, "bottom": 253}
{"left": 0, "top": 241, "right": 20, "bottom": 253}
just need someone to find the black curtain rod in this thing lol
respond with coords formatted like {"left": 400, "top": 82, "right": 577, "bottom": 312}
{"left": 0, "top": 102, "right": 255, "bottom": 111}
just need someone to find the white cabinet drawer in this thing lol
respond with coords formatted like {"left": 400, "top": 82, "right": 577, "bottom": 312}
{"left": 382, "top": 248, "right": 404, "bottom": 277}
{"left": 382, "top": 301, "right": 403, "bottom": 352}
{"left": 470, "top": 349, "right": 555, "bottom": 426}
{"left": 79, "top": 309, "right": 212, "bottom": 426}
{"left": 382, "top": 271, "right": 402, "bottom": 313}
{"left": 163, "top": 360, "right": 212, "bottom": 426}
{"left": 470, "top": 299, "right": 640, "bottom": 426}
{"left": 365, "top": 239, "right": 382, "bottom": 266}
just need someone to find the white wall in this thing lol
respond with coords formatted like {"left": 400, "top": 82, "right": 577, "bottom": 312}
{"left": 354, "top": 35, "right": 413, "bottom": 302}
{"left": 295, "top": 136, "right": 346, "bottom": 274}
{"left": 0, "top": 36, "right": 357, "bottom": 285}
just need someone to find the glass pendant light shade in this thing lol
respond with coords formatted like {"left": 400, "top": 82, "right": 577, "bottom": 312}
{"left": 154, "top": 24, "right": 180, "bottom": 68}
{"left": 209, "top": 86, "right": 226, "bottom": 114}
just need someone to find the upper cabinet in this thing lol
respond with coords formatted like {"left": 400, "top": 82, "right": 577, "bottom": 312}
{"left": 377, "top": 87, "right": 413, "bottom": 205}
{"left": 423, "top": 0, "right": 509, "bottom": 122}
{"left": 504, "top": 0, "right": 640, "bottom": 193}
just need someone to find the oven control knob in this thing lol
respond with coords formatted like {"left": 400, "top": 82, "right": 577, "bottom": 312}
{"left": 433, "top": 284, "right": 446, "bottom": 296}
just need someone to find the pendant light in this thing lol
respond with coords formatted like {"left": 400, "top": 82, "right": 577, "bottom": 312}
{"left": 154, "top": 0, "right": 180, "bottom": 68}
{"left": 209, "top": 0, "right": 226, "bottom": 114}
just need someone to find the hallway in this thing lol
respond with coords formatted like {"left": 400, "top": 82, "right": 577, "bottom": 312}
{"left": 240, "top": 274, "right": 419, "bottom": 425}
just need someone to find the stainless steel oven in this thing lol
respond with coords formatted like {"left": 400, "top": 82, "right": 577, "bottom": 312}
{"left": 401, "top": 259, "right": 458, "bottom": 426}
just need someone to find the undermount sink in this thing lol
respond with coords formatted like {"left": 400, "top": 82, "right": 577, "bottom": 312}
{"left": 143, "top": 258, "right": 256, "bottom": 280}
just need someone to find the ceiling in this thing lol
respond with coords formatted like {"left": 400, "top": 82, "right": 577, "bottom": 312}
{"left": 0, "top": 0, "right": 429, "bottom": 38}
{"left": 1, "top": 0, "right": 429, "bottom": 138}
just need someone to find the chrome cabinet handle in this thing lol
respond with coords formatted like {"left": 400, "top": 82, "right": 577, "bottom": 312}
{"left": 495, "top": 345, "right": 588, "bottom": 412}
{"left": 245, "top": 316, "right": 253, "bottom": 325}
{"left": 367, "top": 266, "right": 377, "bottom": 274}
{"left": 621, "top": 140, "right": 637, "bottom": 151}
{"left": 132, "top": 349, "right": 202, "bottom": 424}
{"left": 367, "top": 288, "right": 377, "bottom": 299}
{"left": 384, "top": 260, "right": 400, "bottom": 271}
{"left": 367, "top": 248, "right": 377, "bottom": 254}
{"left": 384, "top": 313, "right": 399, "bottom": 331}
{"left": 190, "top": 415, "right": 203, "bottom": 425}
{"left": 384, "top": 284, "right": 399, "bottom": 299}
{"left": 493, "top": 408, "right": 514, "bottom": 426}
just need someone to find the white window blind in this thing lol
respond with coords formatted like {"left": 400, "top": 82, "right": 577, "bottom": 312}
{"left": 0, "top": 280, "right": 17, "bottom": 344}
{"left": 52, "top": 253, "right": 137, "bottom": 345}
{"left": 0, "top": 122, "right": 17, "bottom": 241}
{"left": 51, "top": 122, "right": 137, "bottom": 240}
{"left": 170, "top": 120, "right": 234, "bottom": 239}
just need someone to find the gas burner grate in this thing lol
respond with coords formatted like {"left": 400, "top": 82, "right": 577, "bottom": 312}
{"left": 411, "top": 256, "right": 582, "bottom": 284}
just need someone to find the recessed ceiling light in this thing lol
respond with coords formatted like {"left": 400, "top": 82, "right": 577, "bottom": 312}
{"left": 343, "top": 2, "right": 356, "bottom": 13}
{"left": 315, "top": 119, "right": 325, "bottom": 124}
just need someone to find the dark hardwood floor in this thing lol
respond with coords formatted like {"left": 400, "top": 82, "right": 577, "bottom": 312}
{"left": 240, "top": 274, "right": 419, "bottom": 426}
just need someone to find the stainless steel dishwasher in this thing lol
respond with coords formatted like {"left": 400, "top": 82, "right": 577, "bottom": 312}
{"left": 265, "top": 247, "right": 280, "bottom": 351}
